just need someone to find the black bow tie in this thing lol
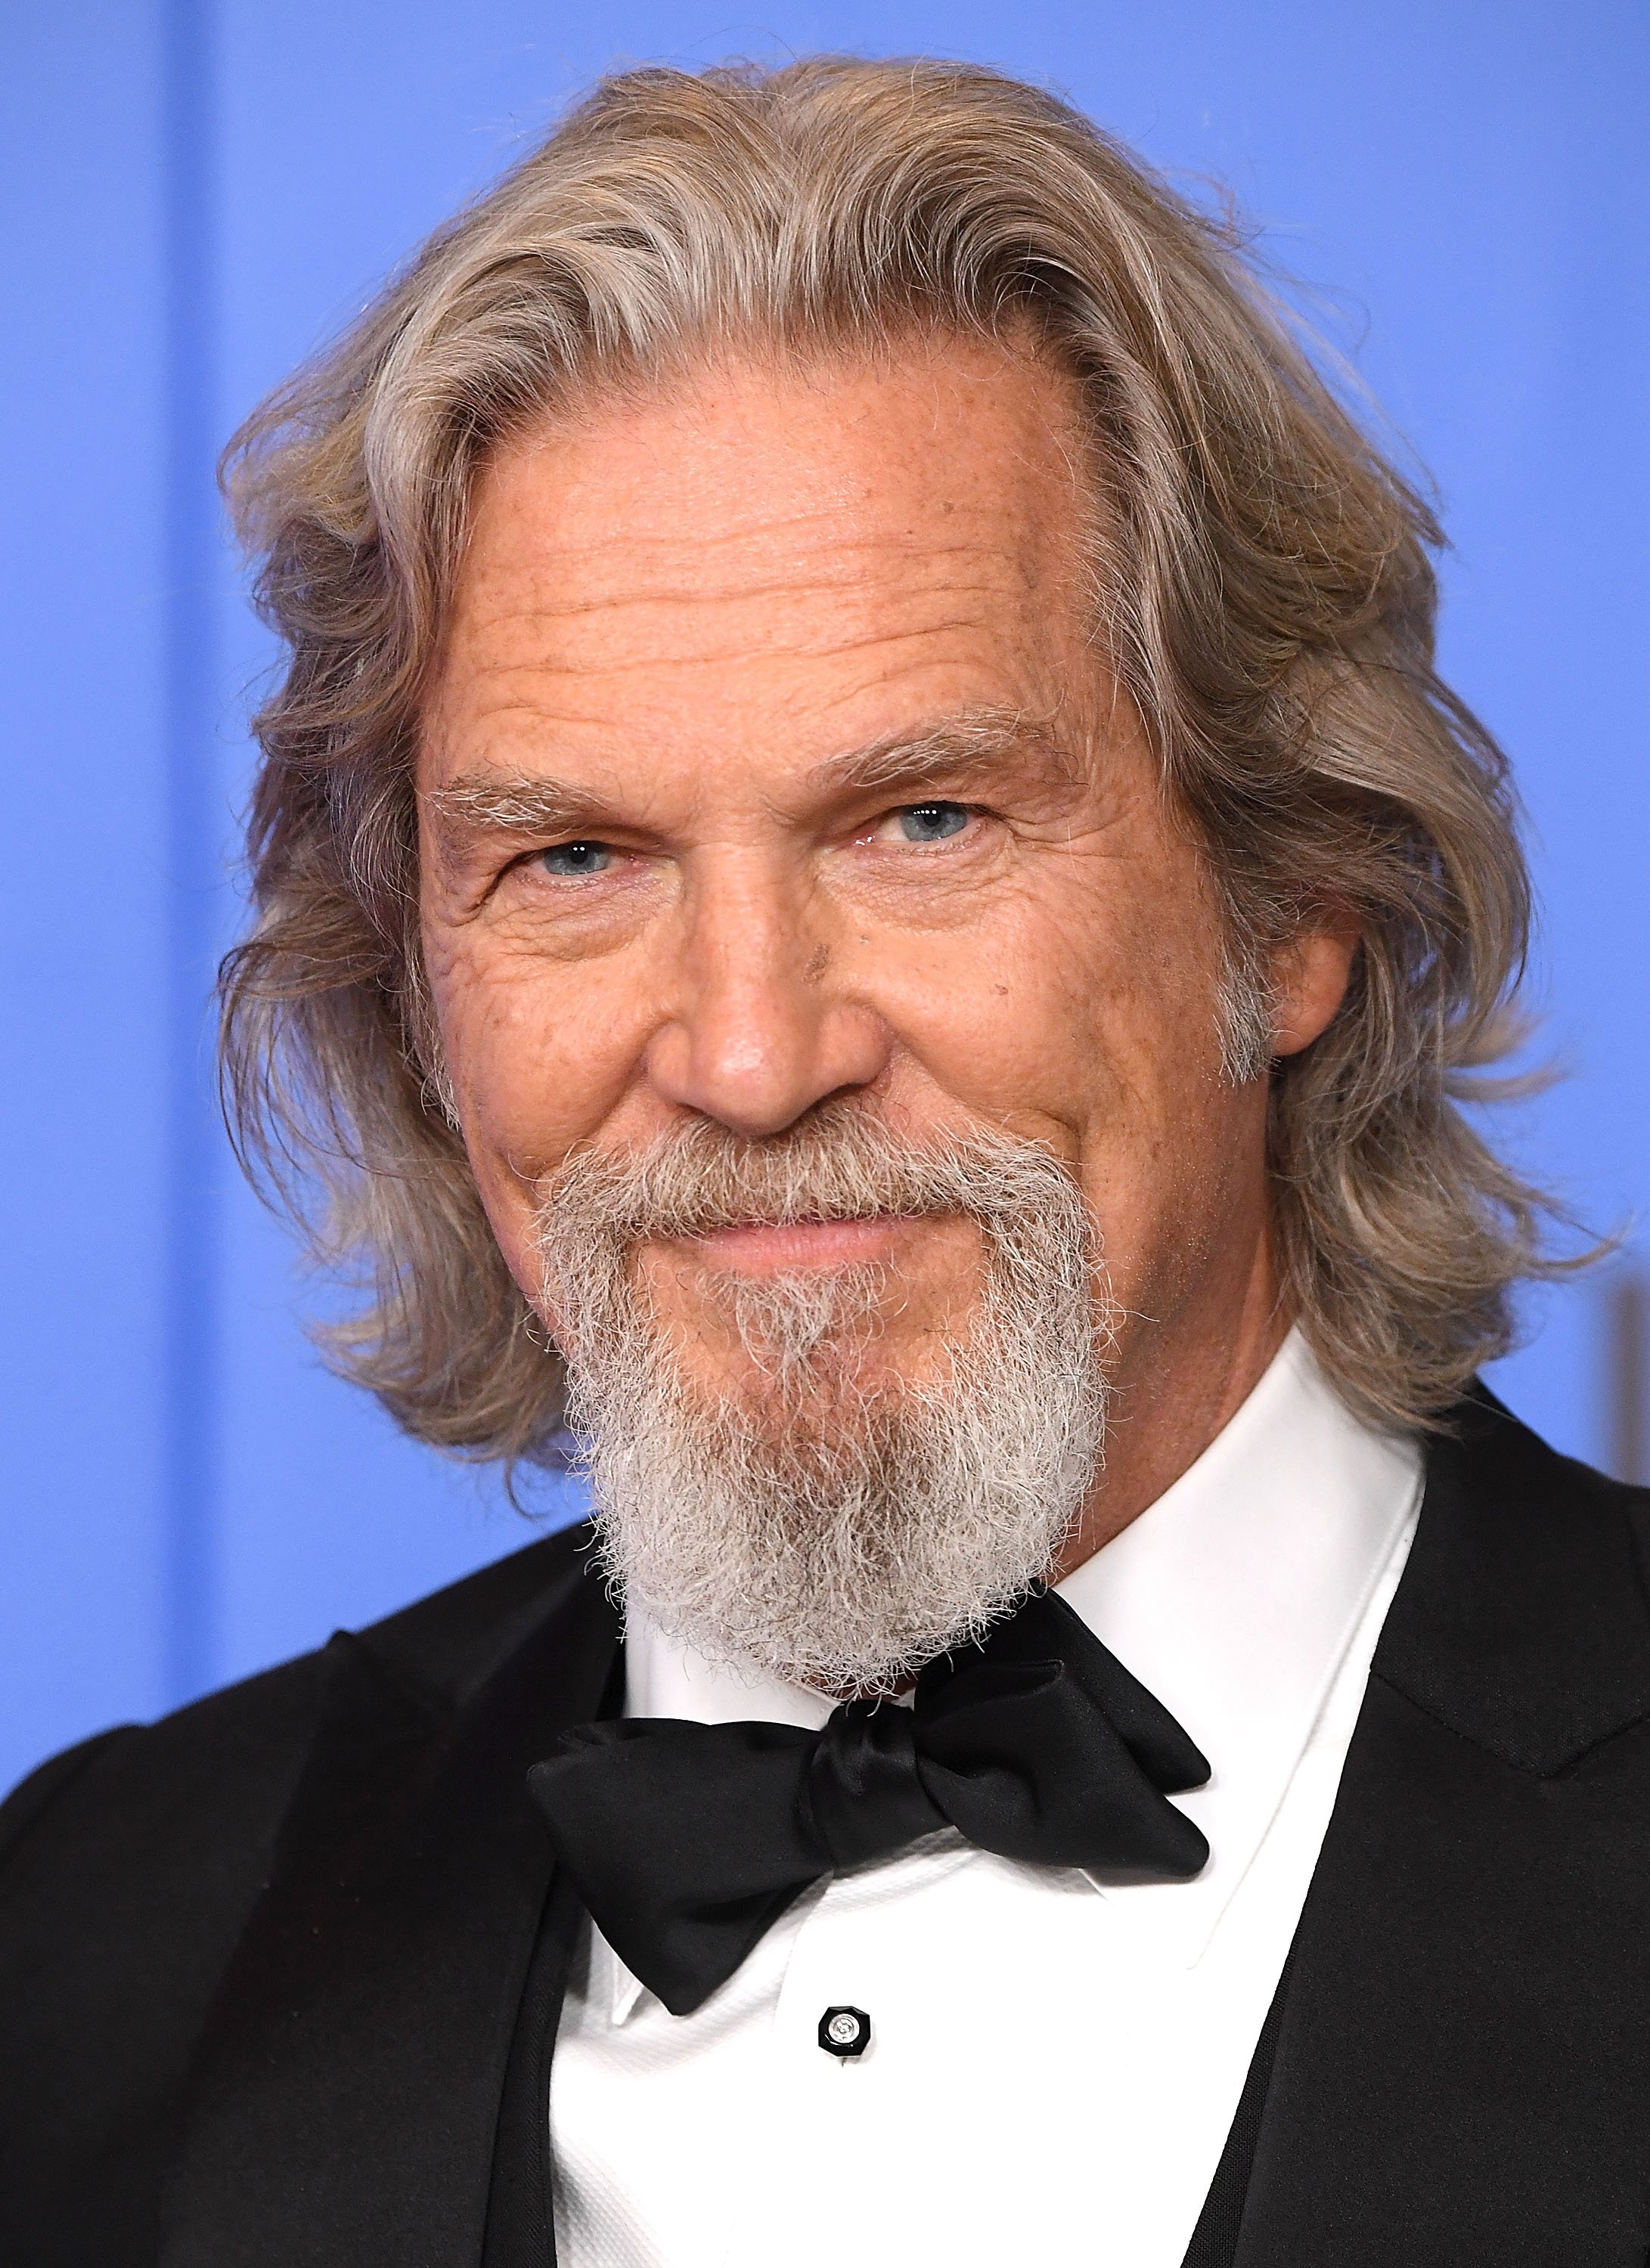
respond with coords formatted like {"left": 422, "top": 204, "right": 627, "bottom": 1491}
{"left": 527, "top": 1588, "right": 1210, "bottom": 2015}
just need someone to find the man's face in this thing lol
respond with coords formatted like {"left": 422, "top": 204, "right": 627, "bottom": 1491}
{"left": 420, "top": 336, "right": 1292, "bottom": 1526}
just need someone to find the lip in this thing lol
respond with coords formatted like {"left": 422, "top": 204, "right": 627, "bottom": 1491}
{"left": 674, "top": 1216, "right": 913, "bottom": 1275}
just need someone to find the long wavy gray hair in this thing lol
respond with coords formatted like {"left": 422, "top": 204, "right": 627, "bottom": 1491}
{"left": 219, "top": 54, "right": 1569, "bottom": 1466}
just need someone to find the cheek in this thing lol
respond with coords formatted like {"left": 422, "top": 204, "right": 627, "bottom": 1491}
{"left": 1072, "top": 945, "right": 1266, "bottom": 1318}
{"left": 892, "top": 879, "right": 1229, "bottom": 1151}
{"left": 433, "top": 939, "right": 621, "bottom": 1153}
{"left": 988, "top": 868, "right": 1254, "bottom": 1289}
{"left": 444, "top": 969, "right": 565, "bottom": 1161}
{"left": 423, "top": 939, "right": 631, "bottom": 1287}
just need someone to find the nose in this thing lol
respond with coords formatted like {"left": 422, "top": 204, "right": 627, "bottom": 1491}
{"left": 644, "top": 859, "right": 892, "bottom": 1138}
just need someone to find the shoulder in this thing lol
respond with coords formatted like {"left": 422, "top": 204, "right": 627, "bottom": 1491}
{"left": 1416, "top": 1381, "right": 1650, "bottom": 1585}
{"left": 0, "top": 1520, "right": 597, "bottom": 1888}
{"left": 0, "top": 1520, "right": 598, "bottom": 2261}
{"left": 1434, "top": 1381, "right": 1645, "bottom": 1502}
{"left": 1386, "top": 1390, "right": 1650, "bottom": 1774}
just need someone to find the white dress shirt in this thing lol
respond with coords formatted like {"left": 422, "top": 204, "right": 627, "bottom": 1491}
{"left": 550, "top": 1329, "right": 1422, "bottom": 2267}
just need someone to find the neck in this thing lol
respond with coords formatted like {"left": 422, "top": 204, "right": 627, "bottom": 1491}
{"left": 1055, "top": 1231, "right": 1291, "bottom": 1581}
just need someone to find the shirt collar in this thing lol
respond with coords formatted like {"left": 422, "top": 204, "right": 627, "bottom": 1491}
{"left": 625, "top": 1597, "right": 836, "bottom": 1733}
{"left": 1056, "top": 1326, "right": 1420, "bottom": 1955}
{"left": 611, "top": 1326, "right": 1420, "bottom": 2014}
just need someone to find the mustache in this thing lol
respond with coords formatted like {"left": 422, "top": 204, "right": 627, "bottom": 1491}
{"left": 536, "top": 1101, "right": 1083, "bottom": 1248}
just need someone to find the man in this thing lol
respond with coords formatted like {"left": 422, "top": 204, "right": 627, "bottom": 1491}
{"left": 3, "top": 52, "right": 1647, "bottom": 2268}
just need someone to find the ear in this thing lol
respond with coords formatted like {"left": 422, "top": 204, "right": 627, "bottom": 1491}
{"left": 1270, "top": 919, "right": 1359, "bottom": 1058}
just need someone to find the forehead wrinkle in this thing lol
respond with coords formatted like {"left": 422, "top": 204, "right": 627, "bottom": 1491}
{"left": 523, "top": 498, "right": 938, "bottom": 562}
{"left": 457, "top": 547, "right": 1036, "bottom": 637}
{"left": 443, "top": 609, "right": 1034, "bottom": 691}
{"left": 488, "top": 466, "right": 1031, "bottom": 558}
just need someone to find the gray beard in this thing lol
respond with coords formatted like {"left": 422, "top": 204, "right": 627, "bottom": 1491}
{"left": 536, "top": 1107, "right": 1115, "bottom": 1696}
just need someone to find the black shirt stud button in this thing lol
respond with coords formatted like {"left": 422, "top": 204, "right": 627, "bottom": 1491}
{"left": 819, "top": 2005, "right": 872, "bottom": 2059}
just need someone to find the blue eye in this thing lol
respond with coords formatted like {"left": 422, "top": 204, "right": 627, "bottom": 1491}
{"left": 897, "top": 801, "right": 970, "bottom": 844}
{"left": 539, "top": 840, "right": 613, "bottom": 878}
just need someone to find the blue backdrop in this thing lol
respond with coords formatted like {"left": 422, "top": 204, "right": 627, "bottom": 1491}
{"left": 4, "top": 1, "right": 1645, "bottom": 1796}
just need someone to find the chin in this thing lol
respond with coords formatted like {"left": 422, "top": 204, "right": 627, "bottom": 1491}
{"left": 640, "top": 1244, "right": 950, "bottom": 1407}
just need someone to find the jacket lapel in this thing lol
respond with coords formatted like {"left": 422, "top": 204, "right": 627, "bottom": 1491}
{"left": 1233, "top": 1396, "right": 1650, "bottom": 2265}
{"left": 160, "top": 1535, "right": 620, "bottom": 2268}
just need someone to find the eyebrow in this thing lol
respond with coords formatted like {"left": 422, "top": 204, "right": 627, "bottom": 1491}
{"left": 423, "top": 706, "right": 1086, "bottom": 840}
{"left": 424, "top": 774, "right": 596, "bottom": 836}
{"left": 807, "top": 707, "right": 1086, "bottom": 802}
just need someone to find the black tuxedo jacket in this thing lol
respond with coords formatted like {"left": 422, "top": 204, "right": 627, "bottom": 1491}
{"left": 5, "top": 1390, "right": 1650, "bottom": 2266}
